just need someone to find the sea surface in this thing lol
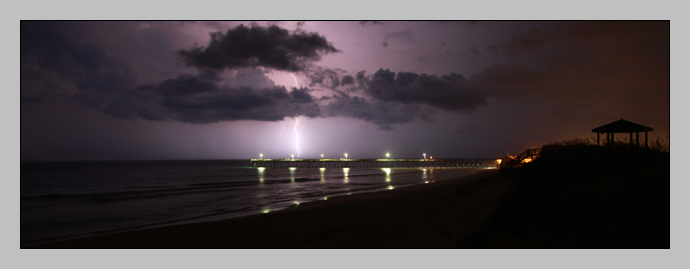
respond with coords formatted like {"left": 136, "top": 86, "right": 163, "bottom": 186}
{"left": 21, "top": 159, "right": 488, "bottom": 246}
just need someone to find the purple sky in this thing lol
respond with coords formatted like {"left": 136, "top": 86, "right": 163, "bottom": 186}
{"left": 20, "top": 21, "right": 670, "bottom": 161}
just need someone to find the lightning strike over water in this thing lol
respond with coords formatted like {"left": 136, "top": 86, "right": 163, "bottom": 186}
{"left": 294, "top": 117, "right": 300, "bottom": 158}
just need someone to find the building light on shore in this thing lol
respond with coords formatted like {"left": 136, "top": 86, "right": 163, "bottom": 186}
{"left": 263, "top": 209, "right": 270, "bottom": 213}
{"left": 388, "top": 185, "right": 394, "bottom": 190}
{"left": 496, "top": 159, "right": 502, "bottom": 164}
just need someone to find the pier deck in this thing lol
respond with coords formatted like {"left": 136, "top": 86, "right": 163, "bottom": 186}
{"left": 250, "top": 159, "right": 500, "bottom": 169}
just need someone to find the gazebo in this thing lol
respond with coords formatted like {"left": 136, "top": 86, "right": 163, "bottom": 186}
{"left": 592, "top": 118, "right": 653, "bottom": 148}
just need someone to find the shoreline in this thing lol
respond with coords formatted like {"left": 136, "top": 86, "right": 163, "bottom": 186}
{"left": 26, "top": 169, "right": 515, "bottom": 248}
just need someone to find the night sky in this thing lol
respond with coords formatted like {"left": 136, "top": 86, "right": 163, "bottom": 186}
{"left": 20, "top": 21, "right": 670, "bottom": 161}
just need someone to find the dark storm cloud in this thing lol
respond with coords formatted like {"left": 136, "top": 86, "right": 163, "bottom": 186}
{"left": 22, "top": 21, "right": 667, "bottom": 133}
{"left": 341, "top": 75, "right": 354, "bottom": 86}
{"left": 21, "top": 22, "right": 325, "bottom": 124}
{"left": 305, "top": 64, "right": 566, "bottom": 120}
{"left": 21, "top": 21, "right": 137, "bottom": 97}
{"left": 74, "top": 73, "right": 322, "bottom": 124}
{"left": 322, "top": 94, "right": 434, "bottom": 130}
{"left": 307, "top": 67, "right": 343, "bottom": 90}
{"left": 178, "top": 24, "right": 340, "bottom": 72}
{"left": 365, "top": 68, "right": 487, "bottom": 112}
{"left": 358, "top": 21, "right": 668, "bottom": 118}
{"left": 308, "top": 67, "right": 367, "bottom": 92}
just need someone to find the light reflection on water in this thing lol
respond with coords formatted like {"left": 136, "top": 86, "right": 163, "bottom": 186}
{"left": 343, "top": 168, "right": 349, "bottom": 183}
{"left": 258, "top": 167, "right": 265, "bottom": 183}
{"left": 382, "top": 168, "right": 391, "bottom": 182}
{"left": 289, "top": 167, "right": 296, "bottom": 182}
{"left": 22, "top": 160, "right": 483, "bottom": 246}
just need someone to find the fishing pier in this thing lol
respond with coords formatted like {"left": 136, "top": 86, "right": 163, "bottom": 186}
{"left": 250, "top": 158, "right": 500, "bottom": 169}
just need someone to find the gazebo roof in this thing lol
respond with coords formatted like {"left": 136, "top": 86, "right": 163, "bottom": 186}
{"left": 592, "top": 118, "right": 653, "bottom": 133}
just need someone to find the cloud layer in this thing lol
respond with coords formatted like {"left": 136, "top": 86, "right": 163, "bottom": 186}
{"left": 21, "top": 21, "right": 669, "bottom": 131}
{"left": 178, "top": 24, "right": 340, "bottom": 72}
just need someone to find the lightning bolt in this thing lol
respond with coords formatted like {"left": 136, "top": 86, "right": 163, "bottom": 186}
{"left": 290, "top": 73, "right": 299, "bottom": 88}
{"left": 294, "top": 117, "right": 300, "bottom": 158}
{"left": 289, "top": 73, "right": 301, "bottom": 158}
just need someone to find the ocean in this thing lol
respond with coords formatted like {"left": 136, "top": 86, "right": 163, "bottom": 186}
{"left": 21, "top": 159, "right": 487, "bottom": 246}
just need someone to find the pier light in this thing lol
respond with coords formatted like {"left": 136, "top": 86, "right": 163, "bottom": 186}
{"left": 321, "top": 154, "right": 324, "bottom": 158}
{"left": 291, "top": 154, "right": 294, "bottom": 160}
{"left": 345, "top": 153, "right": 348, "bottom": 160}
{"left": 259, "top": 153, "right": 263, "bottom": 160}
{"left": 386, "top": 153, "right": 390, "bottom": 158}
{"left": 423, "top": 153, "right": 426, "bottom": 160}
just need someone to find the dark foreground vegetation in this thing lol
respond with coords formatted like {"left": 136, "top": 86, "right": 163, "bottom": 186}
{"left": 466, "top": 142, "right": 670, "bottom": 248}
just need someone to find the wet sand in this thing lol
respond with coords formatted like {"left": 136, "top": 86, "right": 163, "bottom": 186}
{"left": 26, "top": 169, "right": 518, "bottom": 248}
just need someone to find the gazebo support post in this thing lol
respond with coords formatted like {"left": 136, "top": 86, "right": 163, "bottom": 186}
{"left": 597, "top": 132, "right": 600, "bottom": 146}
{"left": 645, "top": 131, "right": 648, "bottom": 148}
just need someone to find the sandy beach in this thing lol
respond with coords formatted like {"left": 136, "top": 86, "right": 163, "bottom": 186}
{"left": 26, "top": 169, "right": 517, "bottom": 248}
